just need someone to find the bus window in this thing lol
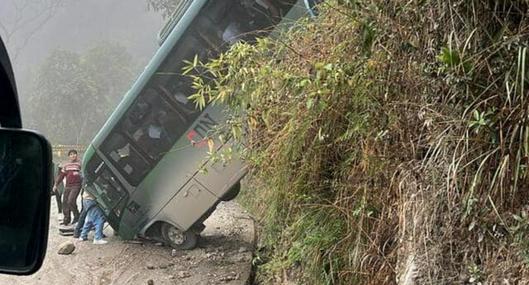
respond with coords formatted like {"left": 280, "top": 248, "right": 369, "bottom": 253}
{"left": 194, "top": 16, "right": 224, "bottom": 54}
{"left": 125, "top": 89, "right": 189, "bottom": 161}
{"left": 93, "top": 167, "right": 127, "bottom": 210}
{"left": 127, "top": 101, "right": 151, "bottom": 125}
{"left": 202, "top": 0, "right": 279, "bottom": 47}
{"left": 157, "top": 34, "right": 206, "bottom": 76}
{"left": 236, "top": 0, "right": 280, "bottom": 38}
{"left": 84, "top": 153, "right": 104, "bottom": 184}
{"left": 100, "top": 132, "right": 150, "bottom": 186}
{"left": 203, "top": 0, "right": 231, "bottom": 24}
{"left": 151, "top": 33, "right": 212, "bottom": 107}
{"left": 158, "top": 76, "right": 201, "bottom": 119}
{"left": 113, "top": 195, "right": 129, "bottom": 219}
{"left": 222, "top": 22, "right": 244, "bottom": 45}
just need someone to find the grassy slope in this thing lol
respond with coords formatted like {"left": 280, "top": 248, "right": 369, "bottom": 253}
{"left": 190, "top": 1, "right": 529, "bottom": 284}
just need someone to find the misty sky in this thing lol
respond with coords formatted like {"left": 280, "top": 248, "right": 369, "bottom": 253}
{"left": 0, "top": 0, "right": 164, "bottom": 94}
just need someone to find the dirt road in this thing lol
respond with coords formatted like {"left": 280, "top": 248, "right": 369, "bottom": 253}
{"left": 0, "top": 201, "right": 255, "bottom": 285}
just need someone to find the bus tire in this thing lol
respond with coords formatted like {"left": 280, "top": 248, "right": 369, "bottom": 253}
{"left": 161, "top": 223, "right": 198, "bottom": 250}
{"left": 221, "top": 182, "right": 241, "bottom": 201}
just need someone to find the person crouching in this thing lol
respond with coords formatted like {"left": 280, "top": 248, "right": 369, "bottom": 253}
{"left": 78, "top": 200, "right": 108, "bottom": 245}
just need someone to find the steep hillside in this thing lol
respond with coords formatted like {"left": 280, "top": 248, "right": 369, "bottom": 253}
{"left": 190, "top": 1, "right": 529, "bottom": 284}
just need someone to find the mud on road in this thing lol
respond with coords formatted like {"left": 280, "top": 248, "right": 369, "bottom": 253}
{"left": 0, "top": 201, "right": 255, "bottom": 285}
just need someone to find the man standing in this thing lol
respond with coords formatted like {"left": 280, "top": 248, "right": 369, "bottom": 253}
{"left": 53, "top": 149, "right": 82, "bottom": 225}
{"left": 52, "top": 162, "right": 63, "bottom": 214}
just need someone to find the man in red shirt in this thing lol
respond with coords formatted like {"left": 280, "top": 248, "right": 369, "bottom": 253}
{"left": 53, "top": 149, "right": 82, "bottom": 225}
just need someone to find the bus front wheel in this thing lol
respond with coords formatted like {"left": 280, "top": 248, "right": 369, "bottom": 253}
{"left": 161, "top": 223, "right": 198, "bottom": 250}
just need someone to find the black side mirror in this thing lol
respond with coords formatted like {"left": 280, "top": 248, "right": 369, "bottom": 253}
{"left": 0, "top": 128, "right": 51, "bottom": 275}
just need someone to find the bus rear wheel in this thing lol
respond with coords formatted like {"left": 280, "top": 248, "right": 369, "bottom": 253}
{"left": 161, "top": 223, "right": 198, "bottom": 250}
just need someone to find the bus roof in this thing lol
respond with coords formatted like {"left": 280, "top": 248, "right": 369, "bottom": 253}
{"left": 85, "top": 0, "right": 208, "bottom": 152}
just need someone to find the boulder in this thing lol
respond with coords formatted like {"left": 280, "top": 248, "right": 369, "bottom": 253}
{"left": 58, "top": 241, "right": 75, "bottom": 255}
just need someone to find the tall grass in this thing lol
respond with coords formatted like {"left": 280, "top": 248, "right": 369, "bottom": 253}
{"left": 189, "top": 0, "right": 529, "bottom": 283}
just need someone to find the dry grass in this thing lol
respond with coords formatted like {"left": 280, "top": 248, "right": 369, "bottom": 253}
{"left": 190, "top": 0, "right": 529, "bottom": 283}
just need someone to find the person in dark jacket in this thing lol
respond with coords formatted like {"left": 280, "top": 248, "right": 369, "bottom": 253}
{"left": 53, "top": 149, "right": 82, "bottom": 225}
{"left": 51, "top": 162, "right": 63, "bottom": 214}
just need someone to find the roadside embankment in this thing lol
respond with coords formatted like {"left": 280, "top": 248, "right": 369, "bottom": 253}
{"left": 193, "top": 1, "right": 529, "bottom": 284}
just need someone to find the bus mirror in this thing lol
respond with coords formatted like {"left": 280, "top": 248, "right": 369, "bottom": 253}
{"left": 0, "top": 128, "right": 51, "bottom": 275}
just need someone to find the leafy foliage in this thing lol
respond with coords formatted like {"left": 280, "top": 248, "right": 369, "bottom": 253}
{"left": 188, "top": 0, "right": 529, "bottom": 284}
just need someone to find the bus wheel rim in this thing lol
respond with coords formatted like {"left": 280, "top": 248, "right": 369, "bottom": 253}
{"left": 167, "top": 227, "right": 186, "bottom": 245}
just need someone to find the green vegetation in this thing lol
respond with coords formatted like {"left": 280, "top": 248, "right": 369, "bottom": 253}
{"left": 189, "top": 0, "right": 529, "bottom": 284}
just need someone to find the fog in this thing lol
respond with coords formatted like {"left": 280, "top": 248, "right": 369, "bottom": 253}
{"left": 1, "top": 0, "right": 163, "bottom": 79}
{"left": 0, "top": 0, "right": 165, "bottom": 144}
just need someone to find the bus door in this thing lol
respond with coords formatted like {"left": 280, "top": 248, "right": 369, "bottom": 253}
{"left": 194, "top": 151, "right": 246, "bottom": 199}
{"left": 163, "top": 179, "right": 217, "bottom": 231}
{"left": 84, "top": 152, "right": 131, "bottom": 232}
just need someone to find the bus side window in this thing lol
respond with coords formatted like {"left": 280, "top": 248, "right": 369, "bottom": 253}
{"left": 222, "top": 22, "right": 244, "bottom": 45}
{"left": 215, "top": 0, "right": 288, "bottom": 45}
{"left": 151, "top": 34, "right": 209, "bottom": 109}
{"left": 128, "top": 101, "right": 151, "bottom": 125}
{"left": 126, "top": 89, "right": 189, "bottom": 161}
{"left": 204, "top": 0, "right": 232, "bottom": 24}
{"left": 84, "top": 154, "right": 104, "bottom": 183}
{"left": 201, "top": 1, "right": 257, "bottom": 48}
{"left": 194, "top": 16, "right": 225, "bottom": 53}
{"left": 158, "top": 76, "right": 201, "bottom": 120}
{"left": 94, "top": 168, "right": 127, "bottom": 210}
{"left": 240, "top": 0, "right": 279, "bottom": 33}
{"left": 101, "top": 132, "right": 149, "bottom": 186}
{"left": 158, "top": 34, "right": 205, "bottom": 75}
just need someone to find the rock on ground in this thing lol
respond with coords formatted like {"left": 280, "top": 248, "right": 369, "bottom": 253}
{"left": 57, "top": 241, "right": 75, "bottom": 255}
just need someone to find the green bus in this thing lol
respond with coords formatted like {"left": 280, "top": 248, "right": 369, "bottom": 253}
{"left": 82, "top": 0, "right": 315, "bottom": 249}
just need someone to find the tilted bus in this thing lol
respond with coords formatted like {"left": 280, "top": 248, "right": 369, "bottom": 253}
{"left": 82, "top": 0, "right": 316, "bottom": 249}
